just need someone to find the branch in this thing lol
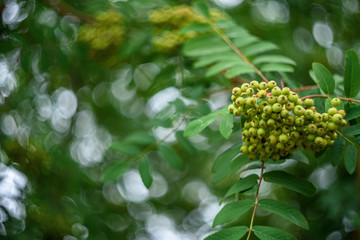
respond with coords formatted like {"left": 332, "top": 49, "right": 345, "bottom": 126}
{"left": 210, "top": 24, "right": 269, "bottom": 83}
{"left": 292, "top": 85, "right": 319, "bottom": 92}
{"left": 301, "top": 95, "right": 360, "bottom": 103}
{"left": 246, "top": 161, "right": 265, "bottom": 240}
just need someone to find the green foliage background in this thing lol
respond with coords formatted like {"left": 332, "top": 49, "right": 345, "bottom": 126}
{"left": 0, "top": 0, "right": 359, "bottom": 239}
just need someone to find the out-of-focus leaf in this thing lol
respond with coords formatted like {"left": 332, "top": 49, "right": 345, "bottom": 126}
{"left": 287, "top": 151, "right": 309, "bottom": 165}
{"left": 212, "top": 146, "right": 241, "bottom": 173}
{"left": 331, "top": 137, "right": 345, "bottom": 166}
{"left": 175, "top": 131, "right": 197, "bottom": 155}
{"left": 220, "top": 113, "right": 234, "bottom": 139}
{"left": 345, "top": 144, "right": 358, "bottom": 174}
{"left": 204, "top": 226, "right": 249, "bottom": 240}
{"left": 223, "top": 174, "right": 259, "bottom": 199}
{"left": 180, "top": 23, "right": 212, "bottom": 34}
{"left": 101, "top": 161, "right": 130, "bottom": 182}
{"left": 206, "top": 60, "right": 247, "bottom": 77}
{"left": 253, "top": 226, "right": 296, "bottom": 240}
{"left": 110, "top": 141, "right": 141, "bottom": 155}
{"left": 345, "top": 106, "right": 360, "bottom": 120}
{"left": 343, "top": 124, "right": 360, "bottom": 136}
{"left": 344, "top": 50, "right": 360, "bottom": 98}
{"left": 242, "top": 42, "right": 278, "bottom": 56}
{"left": 125, "top": 132, "right": 156, "bottom": 145}
{"left": 213, "top": 199, "right": 254, "bottom": 227}
{"left": 192, "top": 1, "right": 210, "bottom": 19}
{"left": 225, "top": 65, "right": 256, "bottom": 78}
{"left": 183, "top": 34, "right": 229, "bottom": 57}
{"left": 263, "top": 171, "right": 316, "bottom": 196}
{"left": 193, "top": 52, "right": 238, "bottom": 68}
{"left": 158, "top": 145, "right": 184, "bottom": 170}
{"left": 312, "top": 62, "right": 335, "bottom": 94}
{"left": 139, "top": 157, "right": 153, "bottom": 188}
{"left": 260, "top": 63, "right": 294, "bottom": 72}
{"left": 184, "top": 107, "right": 228, "bottom": 137}
{"left": 258, "top": 199, "right": 309, "bottom": 229}
{"left": 253, "top": 55, "right": 296, "bottom": 65}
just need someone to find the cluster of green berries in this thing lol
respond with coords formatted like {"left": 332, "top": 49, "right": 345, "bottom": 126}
{"left": 149, "top": 5, "right": 225, "bottom": 52}
{"left": 78, "top": 10, "right": 125, "bottom": 51}
{"left": 228, "top": 80, "right": 347, "bottom": 161}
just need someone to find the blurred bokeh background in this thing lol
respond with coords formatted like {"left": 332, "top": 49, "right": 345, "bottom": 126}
{"left": 0, "top": 0, "right": 359, "bottom": 239}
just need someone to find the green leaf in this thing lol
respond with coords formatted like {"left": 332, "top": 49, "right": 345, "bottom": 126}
{"left": 110, "top": 141, "right": 141, "bottom": 155}
{"left": 139, "top": 157, "right": 153, "bottom": 188}
{"left": 242, "top": 42, "right": 278, "bottom": 56}
{"left": 223, "top": 174, "right": 259, "bottom": 199}
{"left": 233, "top": 35, "right": 259, "bottom": 48}
{"left": 184, "top": 107, "right": 228, "bottom": 137}
{"left": 225, "top": 65, "right": 256, "bottom": 78}
{"left": 125, "top": 132, "right": 156, "bottom": 145}
{"left": 253, "top": 226, "right": 296, "bottom": 240}
{"left": 204, "top": 226, "right": 249, "bottom": 240}
{"left": 342, "top": 124, "right": 360, "bottom": 136}
{"left": 345, "top": 145, "right": 358, "bottom": 174}
{"left": 258, "top": 199, "right": 309, "bottom": 229}
{"left": 206, "top": 60, "right": 247, "bottom": 77}
{"left": 194, "top": 52, "right": 238, "bottom": 68}
{"left": 158, "top": 145, "right": 184, "bottom": 170}
{"left": 344, "top": 50, "right": 360, "bottom": 98}
{"left": 220, "top": 113, "right": 234, "bottom": 139}
{"left": 180, "top": 23, "right": 212, "bottom": 34}
{"left": 213, "top": 199, "right": 254, "bottom": 227}
{"left": 331, "top": 137, "right": 345, "bottom": 166}
{"left": 192, "top": 1, "right": 210, "bottom": 19}
{"left": 263, "top": 171, "right": 316, "bottom": 196}
{"left": 183, "top": 34, "right": 230, "bottom": 57}
{"left": 260, "top": 63, "right": 294, "bottom": 73}
{"left": 253, "top": 55, "right": 296, "bottom": 65}
{"left": 102, "top": 161, "right": 131, "bottom": 182}
{"left": 345, "top": 106, "right": 360, "bottom": 120}
{"left": 175, "top": 131, "right": 197, "bottom": 155}
{"left": 312, "top": 62, "right": 335, "bottom": 94}
{"left": 212, "top": 146, "right": 241, "bottom": 173}
{"left": 287, "top": 151, "right": 309, "bottom": 165}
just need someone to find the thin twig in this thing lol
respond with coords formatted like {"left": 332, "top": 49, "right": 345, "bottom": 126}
{"left": 246, "top": 161, "right": 265, "bottom": 240}
{"left": 292, "top": 85, "right": 319, "bottom": 92}
{"left": 301, "top": 95, "right": 360, "bottom": 103}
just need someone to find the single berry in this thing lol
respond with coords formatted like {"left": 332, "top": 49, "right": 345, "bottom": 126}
{"left": 272, "top": 87, "right": 282, "bottom": 96}
{"left": 304, "top": 98, "right": 314, "bottom": 107}
{"left": 331, "top": 98, "right": 341, "bottom": 107}
{"left": 250, "top": 80, "right": 259, "bottom": 89}
{"left": 259, "top": 82, "right": 268, "bottom": 90}
{"left": 281, "top": 87, "right": 291, "bottom": 95}
{"left": 327, "top": 107, "right": 337, "bottom": 116}
{"left": 232, "top": 87, "right": 241, "bottom": 96}
{"left": 228, "top": 104, "right": 235, "bottom": 112}
{"left": 246, "top": 88, "right": 254, "bottom": 96}
{"left": 257, "top": 90, "right": 267, "bottom": 99}
{"left": 267, "top": 80, "right": 277, "bottom": 89}
{"left": 267, "top": 95, "right": 277, "bottom": 104}
{"left": 272, "top": 103, "right": 283, "bottom": 113}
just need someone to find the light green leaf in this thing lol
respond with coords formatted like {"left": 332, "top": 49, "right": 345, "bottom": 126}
{"left": 223, "top": 174, "right": 259, "bottom": 199}
{"left": 253, "top": 226, "right": 296, "bottom": 240}
{"left": 125, "top": 132, "right": 156, "bottom": 145}
{"left": 233, "top": 34, "right": 259, "bottom": 48}
{"left": 260, "top": 63, "right": 294, "bottom": 72}
{"left": 342, "top": 124, "right": 360, "bottom": 136}
{"left": 192, "top": 1, "right": 210, "bottom": 19}
{"left": 220, "top": 113, "right": 234, "bottom": 139}
{"left": 345, "top": 145, "right": 358, "bottom": 174}
{"left": 344, "top": 50, "right": 360, "bottom": 98}
{"left": 101, "top": 161, "right": 130, "bottom": 182}
{"left": 312, "top": 62, "right": 335, "bottom": 94}
{"left": 194, "top": 52, "right": 238, "bottom": 68}
{"left": 225, "top": 65, "right": 256, "bottom": 78}
{"left": 158, "top": 145, "right": 184, "bottom": 170}
{"left": 253, "top": 55, "right": 296, "bottom": 65}
{"left": 204, "top": 226, "right": 249, "bottom": 240}
{"left": 206, "top": 60, "right": 247, "bottom": 77}
{"left": 175, "top": 131, "right": 197, "bottom": 155}
{"left": 258, "top": 199, "right": 309, "bottom": 229}
{"left": 110, "top": 141, "right": 141, "bottom": 155}
{"left": 139, "top": 157, "right": 153, "bottom": 188}
{"left": 184, "top": 107, "right": 228, "bottom": 137}
{"left": 345, "top": 106, "right": 360, "bottom": 120}
{"left": 242, "top": 42, "right": 278, "bottom": 56}
{"left": 213, "top": 199, "right": 254, "bottom": 227}
{"left": 183, "top": 34, "right": 230, "bottom": 57}
{"left": 263, "top": 171, "right": 316, "bottom": 196}
{"left": 331, "top": 137, "right": 345, "bottom": 166}
{"left": 180, "top": 22, "right": 212, "bottom": 34}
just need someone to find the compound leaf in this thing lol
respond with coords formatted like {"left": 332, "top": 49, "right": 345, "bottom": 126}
{"left": 223, "top": 174, "right": 259, "bottom": 199}
{"left": 213, "top": 199, "right": 254, "bottom": 227}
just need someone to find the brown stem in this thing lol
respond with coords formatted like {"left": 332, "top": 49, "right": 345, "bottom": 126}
{"left": 301, "top": 95, "right": 360, "bottom": 103}
{"left": 292, "top": 85, "right": 319, "bottom": 92}
{"left": 211, "top": 24, "right": 269, "bottom": 83}
{"left": 246, "top": 161, "right": 265, "bottom": 240}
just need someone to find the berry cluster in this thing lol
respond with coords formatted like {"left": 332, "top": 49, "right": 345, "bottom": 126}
{"left": 149, "top": 5, "right": 225, "bottom": 52}
{"left": 228, "top": 81, "right": 347, "bottom": 161}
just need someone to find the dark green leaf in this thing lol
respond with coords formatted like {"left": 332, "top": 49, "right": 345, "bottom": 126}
{"left": 183, "top": 34, "right": 229, "bottom": 57}
{"left": 342, "top": 124, "right": 360, "bottom": 136}
{"left": 258, "top": 199, "right": 309, "bottom": 229}
{"left": 220, "top": 113, "right": 234, "bottom": 139}
{"left": 175, "top": 131, "right": 197, "bottom": 155}
{"left": 287, "top": 151, "right": 309, "bottom": 165}
{"left": 110, "top": 141, "right": 141, "bottom": 155}
{"left": 263, "top": 171, "right": 316, "bottom": 196}
{"left": 345, "top": 145, "right": 358, "bottom": 174}
{"left": 344, "top": 50, "right": 360, "bottom": 98}
{"left": 158, "top": 145, "right": 184, "bottom": 170}
{"left": 223, "top": 174, "right": 259, "bottom": 199}
{"left": 260, "top": 63, "right": 294, "bottom": 72}
{"left": 139, "top": 157, "right": 153, "bottom": 188}
{"left": 331, "top": 137, "right": 345, "bottom": 166}
{"left": 184, "top": 107, "right": 228, "bottom": 137}
{"left": 212, "top": 145, "right": 241, "bottom": 173}
{"left": 125, "top": 132, "right": 156, "bottom": 145}
{"left": 180, "top": 23, "right": 212, "bottom": 34}
{"left": 101, "top": 161, "right": 131, "bottom": 182}
{"left": 213, "top": 199, "right": 254, "bottom": 227}
{"left": 192, "top": 1, "right": 210, "bottom": 19}
{"left": 312, "top": 62, "right": 335, "bottom": 94}
{"left": 345, "top": 106, "right": 360, "bottom": 120}
{"left": 204, "top": 226, "right": 249, "bottom": 240}
{"left": 253, "top": 226, "right": 296, "bottom": 240}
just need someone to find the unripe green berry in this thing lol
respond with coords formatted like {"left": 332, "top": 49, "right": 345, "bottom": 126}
{"left": 259, "top": 82, "right": 267, "bottom": 90}
{"left": 327, "top": 122, "right": 338, "bottom": 130}
{"left": 322, "top": 113, "right": 329, "bottom": 121}
{"left": 285, "top": 115, "right": 295, "bottom": 125}
{"left": 295, "top": 117, "right": 304, "bottom": 126}
{"left": 304, "top": 109, "right": 314, "bottom": 119}
{"left": 246, "top": 88, "right": 254, "bottom": 96}
{"left": 328, "top": 107, "right": 337, "bottom": 116}
{"left": 304, "top": 98, "right": 314, "bottom": 107}
{"left": 282, "top": 125, "right": 291, "bottom": 133}
{"left": 315, "top": 136, "right": 324, "bottom": 145}
{"left": 228, "top": 104, "right": 235, "bottom": 113}
{"left": 249, "top": 127, "right": 257, "bottom": 136}
{"left": 307, "top": 134, "right": 315, "bottom": 141}
{"left": 240, "top": 145, "right": 248, "bottom": 154}
{"left": 263, "top": 105, "right": 273, "bottom": 114}
{"left": 276, "top": 142, "right": 285, "bottom": 150}
{"left": 332, "top": 114, "right": 343, "bottom": 124}
{"left": 261, "top": 113, "right": 270, "bottom": 120}
{"left": 259, "top": 101, "right": 269, "bottom": 109}
{"left": 281, "top": 87, "right": 291, "bottom": 95}
{"left": 257, "top": 128, "right": 266, "bottom": 137}
{"left": 231, "top": 95, "right": 237, "bottom": 102}
{"left": 244, "top": 120, "right": 251, "bottom": 129}
{"left": 248, "top": 153, "right": 256, "bottom": 160}
{"left": 245, "top": 97, "right": 256, "bottom": 107}
{"left": 232, "top": 87, "right": 241, "bottom": 96}
{"left": 293, "top": 105, "right": 305, "bottom": 116}
{"left": 257, "top": 90, "right": 267, "bottom": 99}
{"left": 331, "top": 98, "right": 341, "bottom": 107}
{"left": 241, "top": 83, "right": 249, "bottom": 92}
{"left": 277, "top": 95, "right": 288, "bottom": 104}
{"left": 269, "top": 134, "right": 277, "bottom": 144}
{"left": 280, "top": 109, "right": 289, "bottom": 118}
{"left": 288, "top": 92, "right": 299, "bottom": 103}
{"left": 290, "top": 131, "right": 300, "bottom": 139}
{"left": 267, "top": 95, "right": 277, "bottom": 104}
{"left": 340, "top": 119, "right": 347, "bottom": 127}
{"left": 279, "top": 134, "right": 289, "bottom": 143}
{"left": 267, "top": 80, "right": 277, "bottom": 89}
{"left": 235, "top": 97, "right": 245, "bottom": 106}
{"left": 272, "top": 103, "right": 282, "bottom": 113}
{"left": 250, "top": 80, "right": 259, "bottom": 89}
{"left": 273, "top": 128, "right": 282, "bottom": 136}
{"left": 313, "top": 113, "right": 322, "bottom": 123}
{"left": 267, "top": 118, "right": 276, "bottom": 127}
{"left": 338, "top": 110, "right": 346, "bottom": 118}
{"left": 271, "top": 153, "right": 280, "bottom": 161}
{"left": 285, "top": 102, "right": 294, "bottom": 110}
{"left": 296, "top": 99, "right": 303, "bottom": 105}
{"left": 233, "top": 108, "right": 241, "bottom": 116}
{"left": 272, "top": 87, "right": 282, "bottom": 96}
